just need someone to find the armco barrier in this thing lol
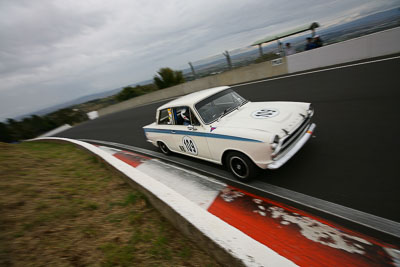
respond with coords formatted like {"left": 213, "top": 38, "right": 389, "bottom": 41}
{"left": 97, "top": 58, "right": 288, "bottom": 117}
{"left": 287, "top": 26, "right": 400, "bottom": 74}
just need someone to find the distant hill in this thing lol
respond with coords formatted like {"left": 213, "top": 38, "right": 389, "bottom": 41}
{"left": 132, "top": 79, "right": 154, "bottom": 86}
{"left": 324, "top": 7, "right": 400, "bottom": 34}
{"left": 14, "top": 79, "right": 160, "bottom": 120}
{"left": 14, "top": 87, "right": 123, "bottom": 120}
{"left": 182, "top": 6, "right": 400, "bottom": 75}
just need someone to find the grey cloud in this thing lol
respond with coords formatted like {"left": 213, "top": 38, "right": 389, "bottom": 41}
{"left": 0, "top": 0, "right": 398, "bottom": 120}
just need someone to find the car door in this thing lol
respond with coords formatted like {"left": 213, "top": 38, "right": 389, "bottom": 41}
{"left": 171, "top": 106, "right": 212, "bottom": 160}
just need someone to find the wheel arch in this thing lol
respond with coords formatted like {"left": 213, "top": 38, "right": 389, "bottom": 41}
{"left": 157, "top": 140, "right": 172, "bottom": 152}
{"left": 221, "top": 149, "right": 255, "bottom": 167}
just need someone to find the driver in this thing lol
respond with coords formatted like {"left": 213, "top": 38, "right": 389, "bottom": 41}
{"left": 180, "top": 108, "right": 190, "bottom": 125}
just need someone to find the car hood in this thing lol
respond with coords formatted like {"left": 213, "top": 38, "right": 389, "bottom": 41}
{"left": 213, "top": 102, "right": 310, "bottom": 136}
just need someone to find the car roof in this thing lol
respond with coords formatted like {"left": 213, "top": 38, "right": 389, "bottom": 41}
{"left": 157, "top": 86, "right": 231, "bottom": 110}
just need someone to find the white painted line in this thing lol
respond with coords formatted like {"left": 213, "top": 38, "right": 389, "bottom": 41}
{"left": 231, "top": 55, "right": 400, "bottom": 87}
{"left": 97, "top": 145, "right": 122, "bottom": 154}
{"left": 32, "top": 137, "right": 296, "bottom": 267}
{"left": 151, "top": 159, "right": 227, "bottom": 187}
{"left": 37, "top": 124, "right": 72, "bottom": 137}
{"left": 137, "top": 159, "right": 226, "bottom": 209}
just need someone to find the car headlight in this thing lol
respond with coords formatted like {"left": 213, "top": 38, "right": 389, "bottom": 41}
{"left": 270, "top": 134, "right": 279, "bottom": 150}
{"left": 308, "top": 104, "right": 314, "bottom": 117}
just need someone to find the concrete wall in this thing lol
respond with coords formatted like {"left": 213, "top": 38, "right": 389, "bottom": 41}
{"left": 98, "top": 58, "right": 288, "bottom": 117}
{"left": 287, "top": 26, "right": 400, "bottom": 73}
{"left": 98, "top": 27, "right": 400, "bottom": 117}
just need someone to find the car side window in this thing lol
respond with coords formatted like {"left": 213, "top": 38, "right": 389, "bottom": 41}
{"left": 173, "top": 106, "right": 200, "bottom": 126}
{"left": 173, "top": 106, "right": 190, "bottom": 125}
{"left": 158, "top": 108, "right": 173, "bottom": 125}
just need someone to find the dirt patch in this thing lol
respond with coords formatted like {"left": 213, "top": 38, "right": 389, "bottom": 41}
{"left": 0, "top": 142, "right": 220, "bottom": 266}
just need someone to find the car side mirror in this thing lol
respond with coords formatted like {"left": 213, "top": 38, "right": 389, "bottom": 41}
{"left": 187, "top": 125, "right": 197, "bottom": 131}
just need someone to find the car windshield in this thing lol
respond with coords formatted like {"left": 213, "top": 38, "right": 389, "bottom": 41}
{"left": 195, "top": 89, "right": 247, "bottom": 124}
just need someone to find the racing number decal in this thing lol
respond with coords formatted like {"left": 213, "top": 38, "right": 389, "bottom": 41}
{"left": 182, "top": 136, "right": 198, "bottom": 155}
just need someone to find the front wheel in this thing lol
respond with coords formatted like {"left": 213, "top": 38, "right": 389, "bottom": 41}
{"left": 158, "top": 141, "right": 172, "bottom": 155}
{"left": 226, "top": 151, "right": 259, "bottom": 182}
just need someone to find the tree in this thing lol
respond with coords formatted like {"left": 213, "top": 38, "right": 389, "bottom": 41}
{"left": 153, "top": 67, "right": 184, "bottom": 89}
{"left": 1, "top": 109, "right": 88, "bottom": 142}
{"left": 0, "top": 122, "right": 13, "bottom": 143}
{"left": 115, "top": 84, "right": 157, "bottom": 102}
{"left": 6, "top": 118, "right": 21, "bottom": 141}
{"left": 255, "top": 52, "right": 280, "bottom": 63}
{"left": 47, "top": 108, "right": 88, "bottom": 125}
{"left": 115, "top": 86, "right": 144, "bottom": 102}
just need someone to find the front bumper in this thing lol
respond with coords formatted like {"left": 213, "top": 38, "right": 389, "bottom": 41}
{"left": 267, "top": 123, "right": 316, "bottom": 169}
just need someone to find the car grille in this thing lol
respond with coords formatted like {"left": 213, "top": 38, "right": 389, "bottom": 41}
{"left": 280, "top": 117, "right": 311, "bottom": 152}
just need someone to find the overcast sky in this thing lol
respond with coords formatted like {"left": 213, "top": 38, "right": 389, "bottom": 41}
{"left": 0, "top": 0, "right": 398, "bottom": 120}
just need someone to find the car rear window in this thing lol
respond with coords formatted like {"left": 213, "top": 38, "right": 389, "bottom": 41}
{"left": 158, "top": 108, "right": 172, "bottom": 125}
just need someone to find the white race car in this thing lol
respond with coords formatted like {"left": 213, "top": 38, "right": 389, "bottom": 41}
{"left": 143, "top": 86, "right": 316, "bottom": 181}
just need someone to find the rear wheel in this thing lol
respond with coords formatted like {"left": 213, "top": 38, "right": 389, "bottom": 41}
{"left": 158, "top": 142, "right": 171, "bottom": 155}
{"left": 226, "top": 151, "right": 259, "bottom": 182}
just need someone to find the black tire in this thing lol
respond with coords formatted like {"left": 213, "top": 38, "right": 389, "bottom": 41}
{"left": 158, "top": 141, "right": 172, "bottom": 155}
{"left": 226, "top": 151, "right": 259, "bottom": 181}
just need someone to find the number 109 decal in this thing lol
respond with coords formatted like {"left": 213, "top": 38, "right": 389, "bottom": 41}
{"left": 182, "top": 136, "right": 198, "bottom": 155}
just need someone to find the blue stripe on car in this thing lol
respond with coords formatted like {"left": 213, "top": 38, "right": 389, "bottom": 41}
{"left": 144, "top": 128, "right": 263, "bottom": 143}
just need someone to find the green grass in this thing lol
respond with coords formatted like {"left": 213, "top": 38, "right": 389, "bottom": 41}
{"left": 100, "top": 242, "right": 136, "bottom": 267}
{"left": 0, "top": 141, "right": 220, "bottom": 266}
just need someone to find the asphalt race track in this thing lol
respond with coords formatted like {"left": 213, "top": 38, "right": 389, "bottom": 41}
{"left": 57, "top": 56, "right": 400, "bottom": 222}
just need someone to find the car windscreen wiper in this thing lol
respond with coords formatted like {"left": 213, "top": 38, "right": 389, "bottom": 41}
{"left": 217, "top": 100, "right": 246, "bottom": 122}
{"left": 217, "top": 107, "right": 232, "bottom": 121}
{"left": 240, "top": 99, "right": 249, "bottom": 106}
